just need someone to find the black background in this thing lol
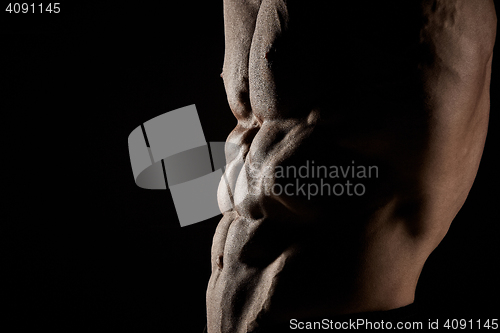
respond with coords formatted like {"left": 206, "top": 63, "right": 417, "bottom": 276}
{"left": 2, "top": 2, "right": 499, "bottom": 331}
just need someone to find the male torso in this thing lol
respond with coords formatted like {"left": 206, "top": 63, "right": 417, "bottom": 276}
{"left": 207, "top": 1, "right": 497, "bottom": 332}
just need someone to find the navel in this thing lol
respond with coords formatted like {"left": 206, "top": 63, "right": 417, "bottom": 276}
{"left": 217, "top": 254, "right": 224, "bottom": 269}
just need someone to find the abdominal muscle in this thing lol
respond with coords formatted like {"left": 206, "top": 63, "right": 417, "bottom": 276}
{"left": 207, "top": 115, "right": 428, "bottom": 333}
{"left": 206, "top": 1, "right": 494, "bottom": 332}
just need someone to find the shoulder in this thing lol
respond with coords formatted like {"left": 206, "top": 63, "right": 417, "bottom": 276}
{"left": 420, "top": 0, "right": 496, "bottom": 64}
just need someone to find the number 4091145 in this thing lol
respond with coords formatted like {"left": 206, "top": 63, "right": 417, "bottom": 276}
{"left": 6, "top": 3, "right": 60, "bottom": 13}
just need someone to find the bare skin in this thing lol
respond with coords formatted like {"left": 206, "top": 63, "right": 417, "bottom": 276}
{"left": 206, "top": 1, "right": 497, "bottom": 332}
